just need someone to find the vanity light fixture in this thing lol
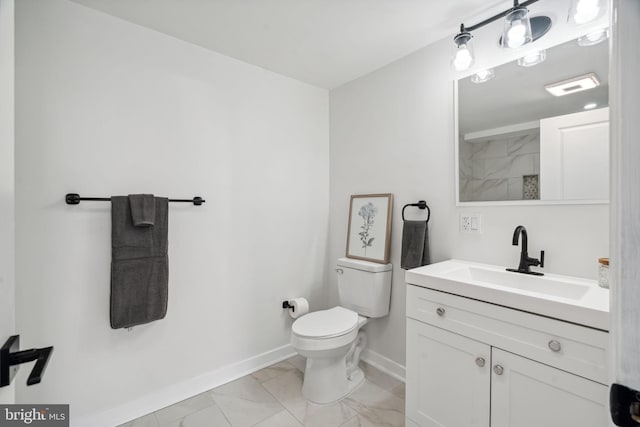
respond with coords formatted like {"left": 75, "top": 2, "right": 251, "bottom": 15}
{"left": 471, "top": 68, "right": 495, "bottom": 83}
{"left": 451, "top": 0, "right": 607, "bottom": 72}
{"left": 569, "top": 0, "right": 604, "bottom": 24}
{"left": 584, "top": 102, "right": 598, "bottom": 110}
{"left": 577, "top": 28, "right": 609, "bottom": 46}
{"left": 517, "top": 50, "right": 547, "bottom": 67}
{"left": 451, "top": 0, "right": 552, "bottom": 71}
{"left": 544, "top": 73, "right": 600, "bottom": 97}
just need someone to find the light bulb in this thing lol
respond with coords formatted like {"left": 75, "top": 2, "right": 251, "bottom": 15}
{"left": 507, "top": 22, "right": 527, "bottom": 48}
{"left": 502, "top": 7, "right": 533, "bottom": 49}
{"left": 574, "top": 0, "right": 600, "bottom": 24}
{"left": 451, "top": 30, "right": 474, "bottom": 71}
{"left": 453, "top": 46, "right": 473, "bottom": 71}
{"left": 577, "top": 0, "right": 599, "bottom": 14}
{"left": 584, "top": 102, "right": 598, "bottom": 110}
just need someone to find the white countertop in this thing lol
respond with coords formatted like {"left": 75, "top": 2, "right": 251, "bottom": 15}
{"left": 405, "top": 259, "right": 610, "bottom": 331}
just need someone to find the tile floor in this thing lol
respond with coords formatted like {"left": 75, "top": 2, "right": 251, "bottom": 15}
{"left": 119, "top": 355, "right": 405, "bottom": 427}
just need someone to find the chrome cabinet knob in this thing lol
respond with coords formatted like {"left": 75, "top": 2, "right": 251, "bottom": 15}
{"left": 475, "top": 357, "right": 485, "bottom": 367}
{"left": 436, "top": 307, "right": 445, "bottom": 317}
{"left": 493, "top": 364, "right": 504, "bottom": 375}
{"left": 336, "top": 268, "right": 344, "bottom": 275}
{"left": 548, "top": 340, "right": 562, "bottom": 352}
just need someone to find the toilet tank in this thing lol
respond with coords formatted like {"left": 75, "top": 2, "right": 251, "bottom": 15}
{"left": 336, "top": 257, "right": 393, "bottom": 318}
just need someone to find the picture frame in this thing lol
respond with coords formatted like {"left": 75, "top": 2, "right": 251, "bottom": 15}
{"left": 346, "top": 193, "right": 393, "bottom": 264}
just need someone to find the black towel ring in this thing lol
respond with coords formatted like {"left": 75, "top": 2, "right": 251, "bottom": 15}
{"left": 402, "top": 200, "right": 430, "bottom": 223}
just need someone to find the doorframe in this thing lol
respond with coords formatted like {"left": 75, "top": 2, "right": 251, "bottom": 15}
{"left": 0, "top": 0, "right": 16, "bottom": 405}
{"left": 609, "top": 0, "right": 640, "bottom": 423}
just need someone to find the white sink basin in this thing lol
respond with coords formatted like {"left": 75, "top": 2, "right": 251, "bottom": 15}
{"left": 405, "top": 259, "right": 609, "bottom": 330}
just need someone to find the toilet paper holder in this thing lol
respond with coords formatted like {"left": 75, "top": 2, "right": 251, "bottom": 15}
{"left": 282, "top": 300, "right": 296, "bottom": 312}
{"left": 282, "top": 298, "right": 310, "bottom": 319}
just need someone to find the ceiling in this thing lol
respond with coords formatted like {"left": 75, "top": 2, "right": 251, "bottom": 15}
{"left": 69, "top": 0, "right": 508, "bottom": 89}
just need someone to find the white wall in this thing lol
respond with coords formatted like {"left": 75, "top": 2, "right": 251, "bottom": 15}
{"left": 0, "top": 0, "right": 15, "bottom": 405}
{"left": 14, "top": 0, "right": 329, "bottom": 424}
{"left": 329, "top": 6, "right": 610, "bottom": 368}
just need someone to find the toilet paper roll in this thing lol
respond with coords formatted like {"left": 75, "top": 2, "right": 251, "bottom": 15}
{"left": 288, "top": 298, "right": 309, "bottom": 319}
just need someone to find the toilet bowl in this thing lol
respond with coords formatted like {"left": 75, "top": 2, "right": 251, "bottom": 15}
{"left": 290, "top": 258, "right": 392, "bottom": 404}
{"left": 291, "top": 306, "right": 368, "bottom": 404}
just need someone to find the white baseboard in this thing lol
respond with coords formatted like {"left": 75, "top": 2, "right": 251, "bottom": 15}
{"left": 361, "top": 348, "right": 406, "bottom": 383}
{"left": 74, "top": 344, "right": 296, "bottom": 427}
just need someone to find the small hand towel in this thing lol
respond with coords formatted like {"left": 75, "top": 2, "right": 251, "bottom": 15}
{"left": 129, "top": 194, "right": 156, "bottom": 227}
{"left": 401, "top": 220, "right": 431, "bottom": 270}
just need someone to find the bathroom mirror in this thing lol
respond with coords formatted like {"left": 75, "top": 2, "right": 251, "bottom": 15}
{"left": 456, "top": 35, "right": 609, "bottom": 204}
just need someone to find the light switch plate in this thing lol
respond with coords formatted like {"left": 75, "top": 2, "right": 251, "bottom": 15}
{"left": 460, "top": 214, "right": 482, "bottom": 233}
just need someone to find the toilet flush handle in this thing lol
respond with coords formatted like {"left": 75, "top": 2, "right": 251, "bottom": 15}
{"left": 336, "top": 268, "right": 344, "bottom": 275}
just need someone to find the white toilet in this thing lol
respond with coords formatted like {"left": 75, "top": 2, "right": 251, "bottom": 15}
{"left": 290, "top": 257, "right": 392, "bottom": 404}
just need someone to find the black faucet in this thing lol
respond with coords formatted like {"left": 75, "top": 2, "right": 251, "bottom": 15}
{"left": 507, "top": 225, "right": 545, "bottom": 276}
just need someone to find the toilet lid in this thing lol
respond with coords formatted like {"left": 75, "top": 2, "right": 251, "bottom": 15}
{"left": 292, "top": 306, "right": 359, "bottom": 339}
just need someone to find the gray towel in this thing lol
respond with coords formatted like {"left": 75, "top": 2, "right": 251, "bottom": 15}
{"left": 129, "top": 194, "right": 156, "bottom": 227}
{"left": 110, "top": 196, "right": 169, "bottom": 329}
{"left": 401, "top": 220, "right": 431, "bottom": 270}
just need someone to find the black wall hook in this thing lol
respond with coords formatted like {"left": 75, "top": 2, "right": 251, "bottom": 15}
{"left": 402, "top": 200, "right": 431, "bottom": 222}
{"left": 1, "top": 335, "right": 54, "bottom": 387}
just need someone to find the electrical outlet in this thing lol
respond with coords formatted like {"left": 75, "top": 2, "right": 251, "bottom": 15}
{"left": 461, "top": 214, "right": 482, "bottom": 233}
{"left": 461, "top": 216, "right": 472, "bottom": 231}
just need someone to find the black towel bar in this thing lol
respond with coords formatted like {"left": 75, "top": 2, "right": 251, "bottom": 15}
{"left": 65, "top": 193, "right": 205, "bottom": 206}
{"left": 402, "top": 200, "right": 430, "bottom": 222}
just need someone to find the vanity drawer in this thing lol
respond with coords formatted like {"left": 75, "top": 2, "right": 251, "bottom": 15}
{"left": 406, "top": 284, "right": 608, "bottom": 384}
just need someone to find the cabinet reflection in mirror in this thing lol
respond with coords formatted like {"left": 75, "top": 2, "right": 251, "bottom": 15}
{"left": 456, "top": 35, "right": 609, "bottom": 204}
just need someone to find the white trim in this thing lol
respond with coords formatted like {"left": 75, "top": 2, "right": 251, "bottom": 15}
{"left": 454, "top": 80, "right": 461, "bottom": 206}
{"left": 610, "top": 0, "right": 640, "bottom": 395}
{"left": 456, "top": 199, "right": 609, "bottom": 207}
{"left": 361, "top": 348, "right": 406, "bottom": 383}
{"left": 0, "top": 0, "right": 15, "bottom": 406}
{"left": 74, "top": 345, "right": 296, "bottom": 427}
{"left": 464, "top": 120, "right": 539, "bottom": 142}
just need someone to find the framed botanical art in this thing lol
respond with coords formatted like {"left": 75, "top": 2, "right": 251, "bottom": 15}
{"left": 346, "top": 193, "right": 393, "bottom": 264}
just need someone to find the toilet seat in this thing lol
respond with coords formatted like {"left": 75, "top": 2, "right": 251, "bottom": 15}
{"left": 292, "top": 306, "right": 359, "bottom": 339}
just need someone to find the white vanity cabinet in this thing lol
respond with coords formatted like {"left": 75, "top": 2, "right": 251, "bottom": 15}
{"left": 490, "top": 348, "right": 608, "bottom": 427}
{"left": 406, "top": 319, "right": 490, "bottom": 426}
{"left": 405, "top": 284, "right": 609, "bottom": 427}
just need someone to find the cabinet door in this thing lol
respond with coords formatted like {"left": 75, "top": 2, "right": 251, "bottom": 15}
{"left": 491, "top": 348, "right": 608, "bottom": 427}
{"left": 406, "top": 319, "right": 491, "bottom": 427}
